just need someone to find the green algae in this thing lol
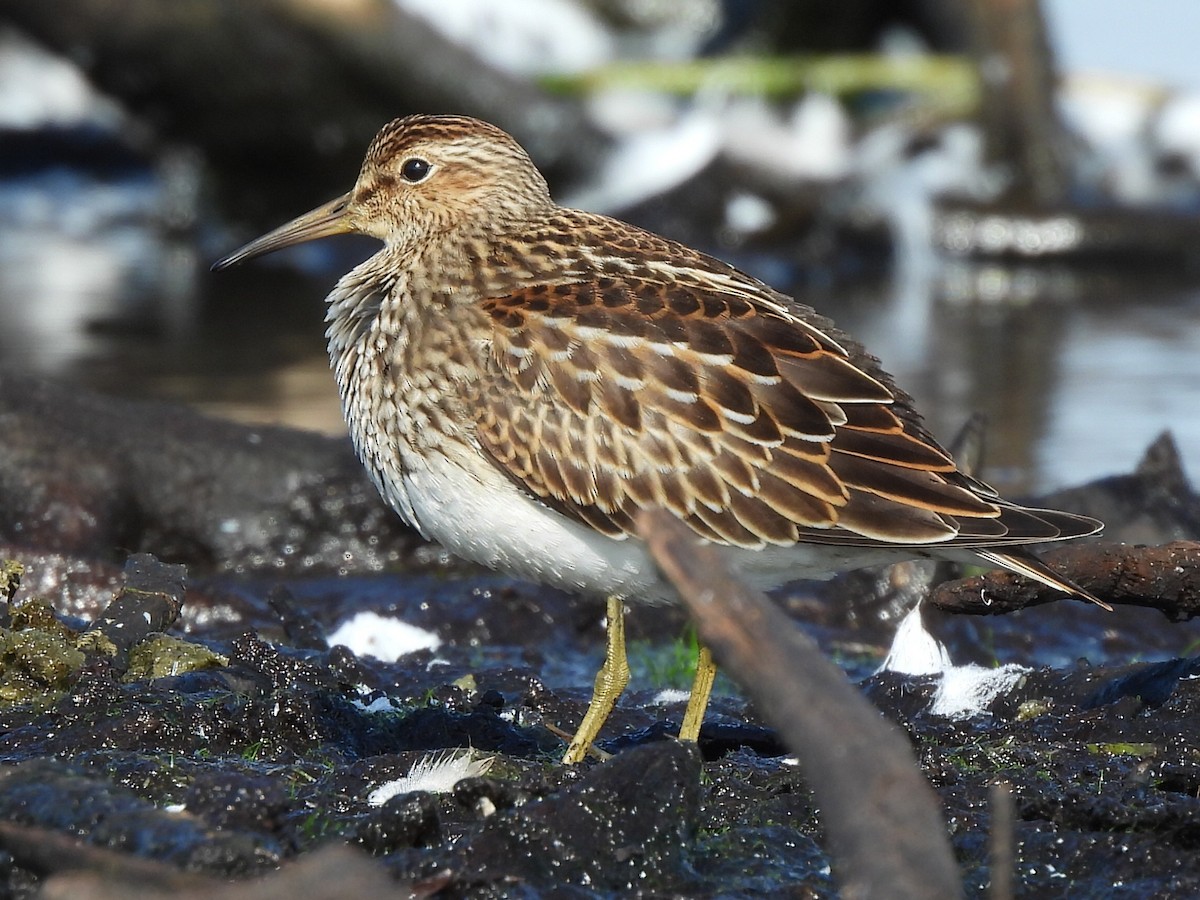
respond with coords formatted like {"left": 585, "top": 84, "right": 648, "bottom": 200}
{"left": 0, "top": 599, "right": 86, "bottom": 706}
{"left": 0, "top": 564, "right": 225, "bottom": 706}
{"left": 124, "top": 634, "right": 228, "bottom": 681}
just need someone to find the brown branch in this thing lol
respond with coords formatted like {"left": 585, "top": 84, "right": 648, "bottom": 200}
{"left": 637, "top": 509, "right": 962, "bottom": 900}
{"left": 928, "top": 541, "right": 1200, "bottom": 620}
{"left": 0, "top": 820, "right": 202, "bottom": 890}
{"left": 0, "top": 819, "right": 438, "bottom": 900}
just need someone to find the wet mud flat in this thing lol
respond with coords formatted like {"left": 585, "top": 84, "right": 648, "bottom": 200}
{"left": 1, "top": 375, "right": 1199, "bottom": 897}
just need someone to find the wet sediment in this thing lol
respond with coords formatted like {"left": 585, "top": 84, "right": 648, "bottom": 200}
{"left": 0, "top": 378, "right": 1199, "bottom": 896}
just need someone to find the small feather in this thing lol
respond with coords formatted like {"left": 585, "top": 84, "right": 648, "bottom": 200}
{"left": 743, "top": 315, "right": 822, "bottom": 356}
{"left": 709, "top": 448, "right": 759, "bottom": 494}
{"left": 834, "top": 427, "right": 956, "bottom": 471}
{"left": 535, "top": 446, "right": 568, "bottom": 498}
{"left": 700, "top": 368, "right": 756, "bottom": 420}
{"left": 658, "top": 473, "right": 695, "bottom": 517}
{"left": 550, "top": 362, "right": 594, "bottom": 414}
{"left": 654, "top": 392, "right": 723, "bottom": 433}
{"left": 597, "top": 380, "right": 641, "bottom": 430}
{"left": 684, "top": 464, "right": 729, "bottom": 509}
{"left": 835, "top": 454, "right": 998, "bottom": 516}
{"left": 644, "top": 353, "right": 700, "bottom": 396}
{"left": 576, "top": 504, "right": 631, "bottom": 537}
{"left": 729, "top": 490, "right": 800, "bottom": 544}
{"left": 767, "top": 449, "right": 846, "bottom": 505}
{"left": 560, "top": 456, "right": 598, "bottom": 503}
{"left": 756, "top": 471, "right": 839, "bottom": 527}
{"left": 723, "top": 407, "right": 783, "bottom": 445}
{"left": 837, "top": 491, "right": 957, "bottom": 543}
{"left": 752, "top": 381, "right": 835, "bottom": 440}
{"left": 684, "top": 319, "right": 735, "bottom": 358}
{"left": 624, "top": 471, "right": 656, "bottom": 506}
{"left": 776, "top": 352, "right": 893, "bottom": 403}
{"left": 840, "top": 402, "right": 903, "bottom": 433}
{"left": 690, "top": 504, "right": 764, "bottom": 548}
{"left": 728, "top": 330, "right": 780, "bottom": 378}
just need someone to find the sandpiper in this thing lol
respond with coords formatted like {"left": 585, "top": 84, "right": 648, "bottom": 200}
{"left": 214, "top": 115, "right": 1105, "bottom": 763}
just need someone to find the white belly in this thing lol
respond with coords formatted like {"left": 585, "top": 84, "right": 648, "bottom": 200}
{"left": 400, "top": 447, "right": 672, "bottom": 601}
{"left": 395, "top": 447, "right": 909, "bottom": 604}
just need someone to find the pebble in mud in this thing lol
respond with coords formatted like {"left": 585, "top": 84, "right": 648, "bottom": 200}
{"left": 357, "top": 791, "right": 442, "bottom": 854}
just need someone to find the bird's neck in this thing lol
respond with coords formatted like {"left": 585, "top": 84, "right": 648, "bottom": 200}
{"left": 324, "top": 240, "right": 498, "bottom": 524}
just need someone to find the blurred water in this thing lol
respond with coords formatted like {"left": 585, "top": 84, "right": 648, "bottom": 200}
{"left": 1, "top": 165, "right": 1197, "bottom": 499}
{"left": 835, "top": 264, "right": 1200, "bottom": 493}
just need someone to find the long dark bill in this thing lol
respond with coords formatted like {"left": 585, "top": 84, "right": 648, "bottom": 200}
{"left": 211, "top": 192, "right": 354, "bottom": 271}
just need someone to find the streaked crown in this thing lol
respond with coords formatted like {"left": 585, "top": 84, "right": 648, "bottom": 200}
{"left": 347, "top": 115, "right": 554, "bottom": 246}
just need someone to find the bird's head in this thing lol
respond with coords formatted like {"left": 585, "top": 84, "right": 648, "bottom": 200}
{"left": 213, "top": 115, "right": 553, "bottom": 269}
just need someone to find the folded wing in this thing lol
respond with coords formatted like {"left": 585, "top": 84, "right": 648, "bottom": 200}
{"left": 472, "top": 273, "right": 1099, "bottom": 552}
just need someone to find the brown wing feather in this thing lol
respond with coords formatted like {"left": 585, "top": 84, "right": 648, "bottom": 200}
{"left": 473, "top": 272, "right": 1087, "bottom": 550}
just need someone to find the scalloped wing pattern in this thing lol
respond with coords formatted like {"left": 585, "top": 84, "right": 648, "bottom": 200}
{"left": 469, "top": 272, "right": 1075, "bottom": 552}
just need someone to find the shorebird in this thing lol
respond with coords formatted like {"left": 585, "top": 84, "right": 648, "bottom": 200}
{"left": 214, "top": 114, "right": 1105, "bottom": 763}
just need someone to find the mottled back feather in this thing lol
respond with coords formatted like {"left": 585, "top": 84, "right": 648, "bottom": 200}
{"left": 469, "top": 210, "right": 1095, "bottom": 552}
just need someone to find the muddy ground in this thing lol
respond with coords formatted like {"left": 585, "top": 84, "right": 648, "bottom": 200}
{"left": 1, "top": 375, "right": 1200, "bottom": 898}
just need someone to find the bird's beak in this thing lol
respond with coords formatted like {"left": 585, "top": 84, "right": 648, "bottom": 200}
{"left": 211, "top": 192, "right": 355, "bottom": 270}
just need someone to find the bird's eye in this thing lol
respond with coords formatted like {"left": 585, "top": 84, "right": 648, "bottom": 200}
{"left": 400, "top": 158, "right": 431, "bottom": 183}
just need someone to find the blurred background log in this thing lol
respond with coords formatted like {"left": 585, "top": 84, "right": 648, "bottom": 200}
{"left": 1, "top": 0, "right": 607, "bottom": 219}
{"left": 965, "top": 0, "right": 1072, "bottom": 205}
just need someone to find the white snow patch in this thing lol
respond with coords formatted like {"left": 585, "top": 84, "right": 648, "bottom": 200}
{"left": 1060, "top": 74, "right": 1156, "bottom": 148}
{"left": 881, "top": 603, "right": 1028, "bottom": 719}
{"left": 722, "top": 94, "right": 851, "bottom": 181}
{"left": 394, "top": 0, "right": 613, "bottom": 76}
{"left": 568, "top": 109, "right": 721, "bottom": 212}
{"left": 1155, "top": 90, "right": 1200, "bottom": 169}
{"left": 650, "top": 688, "right": 691, "bottom": 706}
{"left": 0, "top": 29, "right": 123, "bottom": 129}
{"left": 930, "top": 664, "right": 1029, "bottom": 719}
{"left": 724, "top": 192, "right": 776, "bottom": 235}
{"left": 879, "top": 603, "right": 952, "bottom": 676}
{"left": 327, "top": 611, "right": 441, "bottom": 662}
{"left": 352, "top": 693, "right": 402, "bottom": 714}
{"left": 852, "top": 121, "right": 996, "bottom": 272}
{"left": 368, "top": 750, "right": 494, "bottom": 806}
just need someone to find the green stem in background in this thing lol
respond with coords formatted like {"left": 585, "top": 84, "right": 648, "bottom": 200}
{"left": 540, "top": 54, "right": 978, "bottom": 114}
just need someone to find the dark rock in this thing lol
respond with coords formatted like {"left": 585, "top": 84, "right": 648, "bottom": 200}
{"left": 265, "top": 585, "right": 327, "bottom": 650}
{"left": 182, "top": 771, "right": 292, "bottom": 834}
{"left": 85, "top": 554, "right": 186, "bottom": 670}
{"left": 1084, "top": 657, "right": 1200, "bottom": 709}
{"left": 1042, "top": 430, "right": 1200, "bottom": 546}
{"left": 356, "top": 792, "right": 441, "bottom": 854}
{"left": 2, "top": 384, "right": 1200, "bottom": 895}
{"left": 442, "top": 742, "right": 702, "bottom": 894}
{"left": 452, "top": 775, "right": 532, "bottom": 816}
{"left": 0, "top": 759, "right": 278, "bottom": 874}
{"left": 0, "top": 372, "right": 423, "bottom": 574}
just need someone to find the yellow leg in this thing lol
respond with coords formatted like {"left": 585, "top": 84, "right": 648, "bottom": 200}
{"left": 563, "top": 596, "right": 630, "bottom": 764}
{"left": 679, "top": 643, "right": 716, "bottom": 743}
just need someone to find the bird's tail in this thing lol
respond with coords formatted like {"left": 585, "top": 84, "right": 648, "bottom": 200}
{"left": 974, "top": 548, "right": 1113, "bottom": 611}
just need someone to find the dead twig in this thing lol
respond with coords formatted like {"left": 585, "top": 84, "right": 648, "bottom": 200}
{"left": 638, "top": 509, "right": 962, "bottom": 900}
{"left": 929, "top": 542, "right": 1200, "bottom": 620}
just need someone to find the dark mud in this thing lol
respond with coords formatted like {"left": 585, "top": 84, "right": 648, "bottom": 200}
{"left": 1, "top": 380, "right": 1199, "bottom": 897}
